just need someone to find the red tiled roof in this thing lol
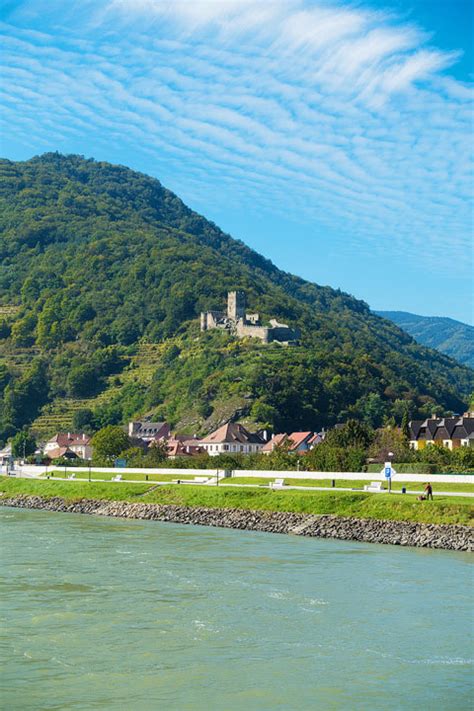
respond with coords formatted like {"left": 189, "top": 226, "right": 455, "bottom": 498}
{"left": 166, "top": 439, "right": 203, "bottom": 457}
{"left": 200, "top": 422, "right": 264, "bottom": 445}
{"left": 261, "top": 433, "right": 287, "bottom": 452}
{"left": 46, "top": 446, "right": 77, "bottom": 459}
{"left": 288, "top": 432, "right": 312, "bottom": 449}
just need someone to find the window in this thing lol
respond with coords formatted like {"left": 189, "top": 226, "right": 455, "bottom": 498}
{"left": 223, "top": 444, "right": 229, "bottom": 451}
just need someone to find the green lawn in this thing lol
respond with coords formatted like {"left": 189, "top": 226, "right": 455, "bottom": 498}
{"left": 47, "top": 471, "right": 199, "bottom": 482}
{"left": 1, "top": 477, "right": 472, "bottom": 526}
{"left": 222, "top": 477, "right": 474, "bottom": 494}
{"left": 45, "top": 472, "right": 474, "bottom": 494}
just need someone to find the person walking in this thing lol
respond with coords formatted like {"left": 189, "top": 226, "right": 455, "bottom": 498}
{"left": 424, "top": 482, "right": 433, "bottom": 501}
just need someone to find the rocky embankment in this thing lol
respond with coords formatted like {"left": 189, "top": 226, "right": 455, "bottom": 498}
{"left": 1, "top": 495, "right": 472, "bottom": 551}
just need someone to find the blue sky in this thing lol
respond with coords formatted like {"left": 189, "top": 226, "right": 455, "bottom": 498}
{"left": 1, "top": 0, "right": 473, "bottom": 323}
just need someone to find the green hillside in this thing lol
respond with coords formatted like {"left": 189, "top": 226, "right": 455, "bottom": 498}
{"left": 376, "top": 311, "right": 474, "bottom": 368}
{"left": 0, "top": 153, "right": 472, "bottom": 442}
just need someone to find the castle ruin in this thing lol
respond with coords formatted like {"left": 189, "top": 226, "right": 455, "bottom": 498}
{"left": 200, "top": 291, "right": 299, "bottom": 344}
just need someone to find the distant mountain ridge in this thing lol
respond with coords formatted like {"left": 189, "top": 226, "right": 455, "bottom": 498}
{"left": 376, "top": 311, "right": 474, "bottom": 368}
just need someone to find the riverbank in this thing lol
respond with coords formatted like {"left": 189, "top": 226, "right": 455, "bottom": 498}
{"left": 1, "top": 479, "right": 472, "bottom": 550}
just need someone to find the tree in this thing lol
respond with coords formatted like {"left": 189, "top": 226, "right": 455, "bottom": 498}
{"left": 146, "top": 440, "right": 169, "bottom": 464}
{"left": 0, "top": 320, "right": 11, "bottom": 339}
{"left": 11, "top": 429, "right": 36, "bottom": 458}
{"left": 355, "top": 393, "right": 386, "bottom": 428}
{"left": 250, "top": 399, "right": 278, "bottom": 428}
{"left": 401, "top": 408, "right": 410, "bottom": 442}
{"left": 306, "top": 443, "right": 366, "bottom": 472}
{"left": 325, "top": 419, "right": 374, "bottom": 449}
{"left": 10, "top": 313, "right": 37, "bottom": 347}
{"left": 72, "top": 408, "right": 96, "bottom": 433}
{"left": 67, "top": 365, "right": 99, "bottom": 397}
{"left": 368, "top": 427, "right": 412, "bottom": 463}
{"left": 91, "top": 426, "right": 130, "bottom": 461}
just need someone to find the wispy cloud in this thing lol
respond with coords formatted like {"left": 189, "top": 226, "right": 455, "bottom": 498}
{"left": 0, "top": 0, "right": 472, "bottom": 275}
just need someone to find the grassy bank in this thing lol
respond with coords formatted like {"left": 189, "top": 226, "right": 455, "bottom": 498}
{"left": 1, "top": 477, "right": 472, "bottom": 526}
{"left": 46, "top": 472, "right": 474, "bottom": 494}
{"left": 47, "top": 471, "right": 198, "bottom": 482}
{"left": 222, "top": 477, "right": 474, "bottom": 493}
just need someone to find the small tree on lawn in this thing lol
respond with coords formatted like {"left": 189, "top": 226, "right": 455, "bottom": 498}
{"left": 11, "top": 429, "right": 36, "bottom": 459}
{"left": 91, "top": 426, "right": 130, "bottom": 462}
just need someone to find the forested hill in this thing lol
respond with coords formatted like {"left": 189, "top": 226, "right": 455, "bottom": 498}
{"left": 376, "top": 312, "right": 474, "bottom": 369}
{"left": 0, "top": 153, "right": 472, "bottom": 442}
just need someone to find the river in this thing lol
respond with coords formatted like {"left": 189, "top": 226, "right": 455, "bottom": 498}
{"left": 1, "top": 507, "right": 472, "bottom": 710}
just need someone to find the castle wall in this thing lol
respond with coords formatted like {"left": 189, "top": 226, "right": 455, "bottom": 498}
{"left": 201, "top": 292, "right": 299, "bottom": 343}
{"left": 236, "top": 321, "right": 270, "bottom": 343}
{"left": 200, "top": 311, "right": 225, "bottom": 331}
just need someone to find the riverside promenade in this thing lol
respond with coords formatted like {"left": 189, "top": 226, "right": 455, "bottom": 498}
{"left": 3, "top": 465, "right": 473, "bottom": 498}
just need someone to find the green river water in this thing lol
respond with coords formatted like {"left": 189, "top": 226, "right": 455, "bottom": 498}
{"left": 1, "top": 507, "right": 472, "bottom": 710}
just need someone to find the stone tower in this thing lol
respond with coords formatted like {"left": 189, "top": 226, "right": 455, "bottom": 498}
{"left": 227, "top": 291, "right": 246, "bottom": 321}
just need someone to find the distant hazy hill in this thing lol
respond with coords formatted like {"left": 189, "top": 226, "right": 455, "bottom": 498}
{"left": 0, "top": 153, "right": 472, "bottom": 441}
{"left": 376, "top": 312, "right": 474, "bottom": 369}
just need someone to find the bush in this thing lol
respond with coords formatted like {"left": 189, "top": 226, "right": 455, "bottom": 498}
{"left": 306, "top": 444, "right": 367, "bottom": 472}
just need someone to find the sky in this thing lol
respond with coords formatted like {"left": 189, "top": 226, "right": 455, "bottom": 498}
{"left": 1, "top": 0, "right": 473, "bottom": 323}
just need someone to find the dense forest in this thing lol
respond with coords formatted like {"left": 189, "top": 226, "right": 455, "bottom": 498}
{"left": 377, "top": 311, "right": 474, "bottom": 368}
{"left": 0, "top": 153, "right": 472, "bottom": 443}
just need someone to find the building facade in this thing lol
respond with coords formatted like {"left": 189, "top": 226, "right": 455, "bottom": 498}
{"left": 409, "top": 413, "right": 474, "bottom": 450}
{"left": 199, "top": 422, "right": 265, "bottom": 456}
{"left": 128, "top": 421, "right": 171, "bottom": 443}
{"left": 44, "top": 433, "right": 92, "bottom": 460}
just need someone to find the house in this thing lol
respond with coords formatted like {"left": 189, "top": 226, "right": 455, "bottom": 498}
{"left": 165, "top": 437, "right": 204, "bottom": 459}
{"left": 409, "top": 413, "right": 474, "bottom": 450}
{"left": 261, "top": 433, "right": 288, "bottom": 454}
{"left": 287, "top": 431, "right": 314, "bottom": 452}
{"left": 199, "top": 422, "right": 265, "bottom": 456}
{"left": 128, "top": 421, "right": 171, "bottom": 443}
{"left": 44, "top": 433, "right": 92, "bottom": 460}
{"left": 262, "top": 431, "right": 325, "bottom": 454}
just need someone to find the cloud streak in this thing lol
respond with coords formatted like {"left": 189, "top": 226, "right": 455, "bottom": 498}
{"left": 0, "top": 0, "right": 472, "bottom": 277}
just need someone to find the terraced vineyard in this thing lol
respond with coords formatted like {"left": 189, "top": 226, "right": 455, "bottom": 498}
{"left": 30, "top": 342, "right": 165, "bottom": 437}
{"left": 0, "top": 346, "right": 41, "bottom": 375}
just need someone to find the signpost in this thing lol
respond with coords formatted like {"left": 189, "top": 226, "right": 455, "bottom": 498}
{"left": 381, "top": 461, "right": 396, "bottom": 493}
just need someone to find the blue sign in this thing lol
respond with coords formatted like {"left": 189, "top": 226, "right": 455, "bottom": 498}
{"left": 115, "top": 459, "right": 127, "bottom": 468}
{"left": 384, "top": 466, "right": 392, "bottom": 478}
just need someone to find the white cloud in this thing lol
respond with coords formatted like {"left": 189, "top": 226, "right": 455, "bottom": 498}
{"left": 0, "top": 0, "right": 472, "bottom": 276}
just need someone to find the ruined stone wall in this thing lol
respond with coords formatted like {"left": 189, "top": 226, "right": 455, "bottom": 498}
{"left": 236, "top": 321, "right": 270, "bottom": 342}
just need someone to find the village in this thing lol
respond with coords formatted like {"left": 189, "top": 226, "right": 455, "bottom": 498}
{"left": 1, "top": 412, "right": 473, "bottom": 470}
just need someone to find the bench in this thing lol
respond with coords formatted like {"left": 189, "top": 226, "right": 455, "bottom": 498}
{"left": 112, "top": 474, "right": 123, "bottom": 482}
{"left": 68, "top": 473, "right": 76, "bottom": 480}
{"left": 363, "top": 481, "right": 384, "bottom": 492}
{"left": 270, "top": 478, "right": 286, "bottom": 490}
